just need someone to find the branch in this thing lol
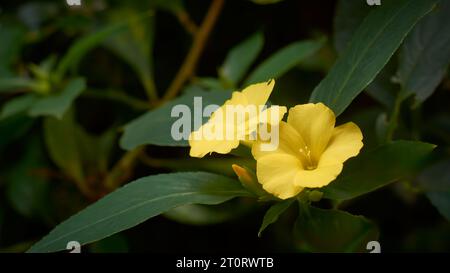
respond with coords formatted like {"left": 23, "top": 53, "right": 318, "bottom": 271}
{"left": 162, "top": 0, "right": 224, "bottom": 102}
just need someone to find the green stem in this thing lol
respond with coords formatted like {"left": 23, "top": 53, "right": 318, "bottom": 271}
{"left": 385, "top": 94, "right": 403, "bottom": 142}
{"left": 410, "top": 103, "right": 422, "bottom": 141}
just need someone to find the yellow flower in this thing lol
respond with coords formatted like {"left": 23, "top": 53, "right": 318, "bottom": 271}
{"left": 189, "top": 80, "right": 287, "bottom": 158}
{"left": 252, "top": 103, "right": 363, "bottom": 199}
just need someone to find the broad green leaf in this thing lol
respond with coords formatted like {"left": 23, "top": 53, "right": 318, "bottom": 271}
{"left": 120, "top": 87, "right": 232, "bottom": 150}
{"left": 258, "top": 199, "right": 294, "bottom": 237}
{"left": 417, "top": 160, "right": 450, "bottom": 221}
{"left": 27, "top": 172, "right": 251, "bottom": 253}
{"left": 245, "top": 38, "right": 325, "bottom": 85}
{"left": 294, "top": 204, "right": 378, "bottom": 252}
{"left": 219, "top": 32, "right": 264, "bottom": 86}
{"left": 104, "top": 9, "right": 157, "bottom": 100}
{"left": 0, "top": 78, "right": 37, "bottom": 93}
{"left": 0, "top": 94, "right": 37, "bottom": 120}
{"left": 397, "top": 0, "right": 450, "bottom": 104}
{"left": 6, "top": 137, "right": 50, "bottom": 219}
{"left": 43, "top": 111, "right": 84, "bottom": 184}
{"left": 29, "top": 78, "right": 86, "bottom": 119}
{"left": 333, "top": 0, "right": 398, "bottom": 109}
{"left": 333, "top": 0, "right": 372, "bottom": 55}
{"left": 322, "top": 140, "right": 436, "bottom": 201}
{"left": 311, "top": 0, "right": 437, "bottom": 116}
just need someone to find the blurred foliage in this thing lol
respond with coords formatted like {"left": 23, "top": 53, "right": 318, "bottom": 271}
{"left": 0, "top": 0, "right": 449, "bottom": 253}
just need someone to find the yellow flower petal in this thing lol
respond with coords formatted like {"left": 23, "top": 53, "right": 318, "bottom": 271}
{"left": 189, "top": 80, "right": 276, "bottom": 158}
{"left": 189, "top": 121, "right": 240, "bottom": 158}
{"left": 287, "top": 103, "right": 336, "bottom": 163}
{"left": 256, "top": 153, "right": 304, "bottom": 199}
{"left": 252, "top": 121, "right": 306, "bottom": 160}
{"left": 292, "top": 122, "right": 362, "bottom": 188}
{"left": 241, "top": 79, "right": 275, "bottom": 107}
{"left": 294, "top": 164, "right": 343, "bottom": 188}
{"left": 318, "top": 122, "right": 364, "bottom": 167}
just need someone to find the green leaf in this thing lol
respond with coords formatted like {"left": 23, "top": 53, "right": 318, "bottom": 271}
{"left": 417, "top": 160, "right": 450, "bottom": 221}
{"left": 0, "top": 23, "right": 25, "bottom": 77}
{"left": 333, "top": 0, "right": 372, "bottom": 55}
{"left": 195, "top": 78, "right": 226, "bottom": 91}
{"left": 0, "top": 94, "right": 37, "bottom": 120}
{"left": 75, "top": 128, "right": 116, "bottom": 175}
{"left": 258, "top": 199, "right": 294, "bottom": 237}
{"left": 0, "top": 78, "right": 37, "bottom": 93}
{"left": 104, "top": 9, "right": 157, "bottom": 100}
{"left": 245, "top": 38, "right": 325, "bottom": 85}
{"left": 55, "top": 18, "right": 135, "bottom": 79}
{"left": 27, "top": 172, "right": 251, "bottom": 253}
{"left": 120, "top": 87, "right": 232, "bottom": 150}
{"left": 28, "top": 78, "right": 86, "bottom": 119}
{"left": 311, "top": 0, "right": 437, "bottom": 116}
{"left": 322, "top": 140, "right": 436, "bottom": 201}
{"left": 294, "top": 204, "right": 379, "bottom": 253}
{"left": 43, "top": 110, "right": 84, "bottom": 184}
{"left": 397, "top": 0, "right": 450, "bottom": 104}
{"left": 219, "top": 32, "right": 264, "bottom": 86}
{"left": 5, "top": 137, "right": 50, "bottom": 219}
{"left": 333, "top": 0, "right": 398, "bottom": 109}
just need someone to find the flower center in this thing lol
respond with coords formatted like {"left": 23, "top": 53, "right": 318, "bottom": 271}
{"left": 299, "top": 145, "right": 316, "bottom": 170}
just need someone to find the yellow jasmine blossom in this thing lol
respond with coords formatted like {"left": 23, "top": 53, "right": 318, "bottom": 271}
{"left": 252, "top": 103, "right": 363, "bottom": 199}
{"left": 189, "top": 80, "right": 287, "bottom": 158}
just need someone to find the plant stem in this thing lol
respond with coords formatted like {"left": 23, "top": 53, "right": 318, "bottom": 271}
{"left": 176, "top": 10, "right": 199, "bottom": 35}
{"left": 410, "top": 103, "right": 422, "bottom": 141}
{"left": 104, "top": 147, "right": 144, "bottom": 190}
{"left": 385, "top": 94, "right": 403, "bottom": 142}
{"left": 161, "top": 0, "right": 224, "bottom": 102}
